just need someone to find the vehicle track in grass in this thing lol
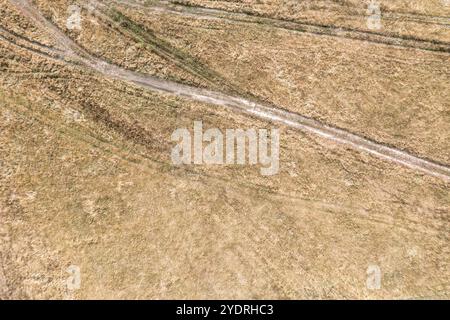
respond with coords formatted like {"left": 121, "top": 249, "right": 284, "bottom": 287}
{"left": 7, "top": 0, "right": 450, "bottom": 182}
{"left": 164, "top": 0, "right": 450, "bottom": 26}
{"left": 0, "top": 25, "right": 73, "bottom": 64}
{"left": 113, "top": 0, "right": 450, "bottom": 54}
{"left": 91, "top": 4, "right": 251, "bottom": 97}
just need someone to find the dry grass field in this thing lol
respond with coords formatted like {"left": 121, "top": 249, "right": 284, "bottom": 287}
{"left": 0, "top": 0, "right": 449, "bottom": 299}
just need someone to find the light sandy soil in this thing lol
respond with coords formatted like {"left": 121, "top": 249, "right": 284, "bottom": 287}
{"left": 0, "top": 0, "right": 449, "bottom": 299}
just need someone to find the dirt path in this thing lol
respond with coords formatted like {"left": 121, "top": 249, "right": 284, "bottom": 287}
{"left": 7, "top": 0, "right": 450, "bottom": 182}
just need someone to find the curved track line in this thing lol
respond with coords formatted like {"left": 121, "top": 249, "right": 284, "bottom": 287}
{"left": 7, "top": 0, "right": 450, "bottom": 182}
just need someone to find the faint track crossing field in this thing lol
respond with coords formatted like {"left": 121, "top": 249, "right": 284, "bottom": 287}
{"left": 7, "top": 0, "right": 450, "bottom": 182}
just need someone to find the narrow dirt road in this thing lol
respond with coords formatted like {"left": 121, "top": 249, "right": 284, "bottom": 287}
{"left": 8, "top": 0, "right": 450, "bottom": 182}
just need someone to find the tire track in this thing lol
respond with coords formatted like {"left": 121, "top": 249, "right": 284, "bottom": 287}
{"left": 167, "top": 0, "right": 450, "bottom": 26}
{"left": 91, "top": 4, "right": 248, "bottom": 97}
{"left": 300, "top": 0, "right": 450, "bottom": 26}
{"left": 0, "top": 25, "right": 73, "bottom": 64}
{"left": 113, "top": 0, "right": 450, "bottom": 54}
{"left": 8, "top": 0, "right": 450, "bottom": 182}
{"left": 327, "top": 0, "right": 450, "bottom": 24}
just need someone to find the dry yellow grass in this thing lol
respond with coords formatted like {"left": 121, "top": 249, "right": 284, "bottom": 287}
{"left": 0, "top": 0, "right": 449, "bottom": 299}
